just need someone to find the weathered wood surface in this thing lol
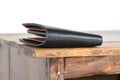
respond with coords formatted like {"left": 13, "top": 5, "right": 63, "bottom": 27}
{"left": 49, "top": 58, "right": 64, "bottom": 80}
{"left": 7, "top": 43, "right": 48, "bottom": 80}
{"left": 64, "top": 56, "right": 120, "bottom": 79}
{"left": 0, "top": 42, "right": 9, "bottom": 80}
{"left": 1, "top": 31, "right": 120, "bottom": 80}
{"left": 0, "top": 31, "right": 120, "bottom": 58}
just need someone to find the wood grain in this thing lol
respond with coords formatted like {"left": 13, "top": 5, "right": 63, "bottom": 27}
{"left": 0, "top": 42, "right": 9, "bottom": 80}
{"left": 64, "top": 56, "right": 120, "bottom": 79}
{"left": 32, "top": 45, "right": 120, "bottom": 58}
{"left": 49, "top": 58, "right": 64, "bottom": 80}
{"left": 1, "top": 31, "right": 120, "bottom": 80}
{"left": 9, "top": 46, "right": 48, "bottom": 80}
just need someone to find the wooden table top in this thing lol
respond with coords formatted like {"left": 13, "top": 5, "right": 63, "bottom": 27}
{"left": 0, "top": 30, "right": 120, "bottom": 58}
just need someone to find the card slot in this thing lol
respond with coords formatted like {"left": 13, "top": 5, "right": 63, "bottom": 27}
{"left": 28, "top": 30, "right": 46, "bottom": 37}
{"left": 22, "top": 38, "right": 45, "bottom": 45}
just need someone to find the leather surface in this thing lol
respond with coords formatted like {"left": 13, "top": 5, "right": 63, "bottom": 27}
{"left": 20, "top": 23, "right": 103, "bottom": 48}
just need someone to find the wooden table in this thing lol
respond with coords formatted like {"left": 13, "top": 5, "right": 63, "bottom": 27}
{"left": 0, "top": 30, "right": 120, "bottom": 80}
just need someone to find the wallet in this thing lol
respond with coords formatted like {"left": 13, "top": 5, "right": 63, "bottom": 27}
{"left": 20, "top": 23, "right": 103, "bottom": 48}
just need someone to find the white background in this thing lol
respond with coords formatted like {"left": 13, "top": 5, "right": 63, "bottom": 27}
{"left": 0, "top": 0, "right": 120, "bottom": 33}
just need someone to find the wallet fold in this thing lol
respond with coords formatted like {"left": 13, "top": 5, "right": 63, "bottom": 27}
{"left": 20, "top": 23, "right": 103, "bottom": 48}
